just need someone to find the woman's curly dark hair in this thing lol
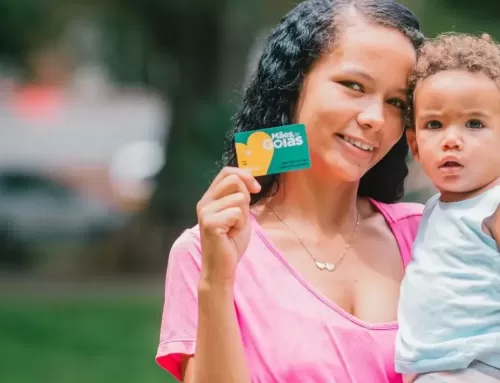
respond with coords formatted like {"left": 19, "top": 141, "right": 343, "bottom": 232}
{"left": 222, "top": 0, "right": 424, "bottom": 205}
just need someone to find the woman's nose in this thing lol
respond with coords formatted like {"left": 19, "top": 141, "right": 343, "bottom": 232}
{"left": 356, "top": 100, "right": 385, "bottom": 131}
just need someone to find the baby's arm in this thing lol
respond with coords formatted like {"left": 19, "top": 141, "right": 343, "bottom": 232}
{"left": 484, "top": 203, "right": 500, "bottom": 248}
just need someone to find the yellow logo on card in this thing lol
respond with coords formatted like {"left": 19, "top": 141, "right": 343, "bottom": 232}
{"left": 235, "top": 131, "right": 274, "bottom": 176}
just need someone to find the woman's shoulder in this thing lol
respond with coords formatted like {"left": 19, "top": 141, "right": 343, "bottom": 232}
{"left": 168, "top": 225, "right": 202, "bottom": 262}
{"left": 368, "top": 200, "right": 424, "bottom": 265}
{"left": 173, "top": 224, "right": 201, "bottom": 244}
{"left": 370, "top": 199, "right": 424, "bottom": 224}
{"left": 368, "top": 199, "right": 424, "bottom": 248}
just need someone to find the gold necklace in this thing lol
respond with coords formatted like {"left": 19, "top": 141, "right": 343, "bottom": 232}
{"left": 268, "top": 202, "right": 360, "bottom": 272}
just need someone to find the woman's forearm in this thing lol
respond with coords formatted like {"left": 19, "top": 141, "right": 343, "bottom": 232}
{"left": 191, "top": 279, "right": 251, "bottom": 383}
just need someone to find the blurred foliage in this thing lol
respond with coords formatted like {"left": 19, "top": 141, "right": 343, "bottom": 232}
{"left": 111, "top": 0, "right": 256, "bottom": 227}
{"left": 0, "top": 223, "right": 33, "bottom": 271}
{"left": 0, "top": 0, "right": 69, "bottom": 75}
{"left": 400, "top": 0, "right": 500, "bottom": 37}
{"left": 90, "top": 0, "right": 300, "bottom": 229}
{"left": 440, "top": 0, "right": 500, "bottom": 19}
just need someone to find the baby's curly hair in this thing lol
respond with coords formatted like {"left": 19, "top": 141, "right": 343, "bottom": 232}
{"left": 411, "top": 32, "right": 500, "bottom": 88}
{"left": 407, "top": 32, "right": 500, "bottom": 127}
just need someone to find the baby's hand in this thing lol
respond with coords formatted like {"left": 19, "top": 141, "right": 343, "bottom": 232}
{"left": 483, "top": 203, "right": 500, "bottom": 249}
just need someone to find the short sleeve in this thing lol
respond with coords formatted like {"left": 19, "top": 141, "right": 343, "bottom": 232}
{"left": 371, "top": 200, "right": 424, "bottom": 268}
{"left": 156, "top": 228, "right": 202, "bottom": 381}
{"left": 396, "top": 212, "right": 423, "bottom": 267}
{"left": 422, "top": 193, "right": 440, "bottom": 217}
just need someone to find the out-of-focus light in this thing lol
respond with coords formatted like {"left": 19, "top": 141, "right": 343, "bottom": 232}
{"left": 11, "top": 86, "right": 65, "bottom": 121}
{"left": 109, "top": 141, "right": 165, "bottom": 209}
{"left": 110, "top": 141, "right": 164, "bottom": 181}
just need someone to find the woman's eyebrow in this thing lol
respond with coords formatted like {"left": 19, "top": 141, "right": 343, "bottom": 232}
{"left": 342, "top": 68, "right": 375, "bottom": 82}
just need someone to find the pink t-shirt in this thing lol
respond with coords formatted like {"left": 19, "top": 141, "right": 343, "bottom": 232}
{"left": 156, "top": 199, "right": 423, "bottom": 382}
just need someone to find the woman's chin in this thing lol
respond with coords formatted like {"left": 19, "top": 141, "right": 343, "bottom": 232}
{"left": 315, "top": 159, "right": 368, "bottom": 184}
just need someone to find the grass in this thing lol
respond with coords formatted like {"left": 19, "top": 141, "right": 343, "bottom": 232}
{"left": 0, "top": 295, "right": 177, "bottom": 383}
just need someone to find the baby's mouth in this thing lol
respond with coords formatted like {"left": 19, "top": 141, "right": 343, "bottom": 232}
{"left": 440, "top": 161, "right": 463, "bottom": 168}
{"left": 438, "top": 160, "right": 464, "bottom": 175}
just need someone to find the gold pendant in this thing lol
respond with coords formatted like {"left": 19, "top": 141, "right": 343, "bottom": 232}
{"left": 315, "top": 260, "right": 336, "bottom": 272}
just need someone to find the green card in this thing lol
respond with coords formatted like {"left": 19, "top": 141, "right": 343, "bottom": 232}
{"left": 234, "top": 123, "right": 311, "bottom": 176}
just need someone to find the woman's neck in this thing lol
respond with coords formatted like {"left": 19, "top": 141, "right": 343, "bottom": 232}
{"left": 262, "top": 170, "right": 360, "bottom": 234}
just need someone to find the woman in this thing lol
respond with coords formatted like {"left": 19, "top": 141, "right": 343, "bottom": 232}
{"left": 157, "top": 0, "right": 425, "bottom": 382}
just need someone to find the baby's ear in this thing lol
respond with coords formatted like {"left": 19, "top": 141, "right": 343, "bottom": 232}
{"left": 406, "top": 129, "right": 419, "bottom": 162}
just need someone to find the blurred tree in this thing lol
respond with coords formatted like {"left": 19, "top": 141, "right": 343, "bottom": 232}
{"left": 104, "top": 0, "right": 240, "bottom": 230}
{"left": 440, "top": 0, "right": 500, "bottom": 19}
{"left": 0, "top": 221, "right": 33, "bottom": 271}
{"left": 93, "top": 0, "right": 301, "bottom": 271}
{"left": 0, "top": 0, "right": 69, "bottom": 78}
{"left": 404, "top": 0, "right": 500, "bottom": 38}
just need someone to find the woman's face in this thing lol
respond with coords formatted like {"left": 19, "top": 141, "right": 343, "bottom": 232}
{"left": 295, "top": 16, "right": 416, "bottom": 183}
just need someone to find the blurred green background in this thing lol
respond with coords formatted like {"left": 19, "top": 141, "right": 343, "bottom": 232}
{"left": 0, "top": 0, "right": 498, "bottom": 382}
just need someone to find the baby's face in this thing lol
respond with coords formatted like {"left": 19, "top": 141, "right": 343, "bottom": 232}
{"left": 408, "top": 69, "right": 500, "bottom": 202}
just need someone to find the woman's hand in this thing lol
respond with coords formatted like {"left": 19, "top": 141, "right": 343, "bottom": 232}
{"left": 484, "top": 203, "right": 500, "bottom": 248}
{"left": 196, "top": 167, "right": 261, "bottom": 285}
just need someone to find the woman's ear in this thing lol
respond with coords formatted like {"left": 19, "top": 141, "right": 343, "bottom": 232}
{"left": 405, "top": 129, "right": 420, "bottom": 162}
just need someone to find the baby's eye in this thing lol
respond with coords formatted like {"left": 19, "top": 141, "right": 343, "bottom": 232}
{"left": 425, "top": 120, "right": 442, "bottom": 130}
{"left": 340, "top": 81, "right": 364, "bottom": 92}
{"left": 466, "top": 119, "right": 485, "bottom": 129}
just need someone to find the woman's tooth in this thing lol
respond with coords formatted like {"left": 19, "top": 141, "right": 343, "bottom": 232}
{"left": 342, "top": 136, "right": 373, "bottom": 152}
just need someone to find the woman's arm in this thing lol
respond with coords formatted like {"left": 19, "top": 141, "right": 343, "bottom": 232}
{"left": 180, "top": 280, "right": 251, "bottom": 383}
{"left": 484, "top": 204, "right": 500, "bottom": 248}
{"left": 490, "top": 205, "right": 499, "bottom": 248}
{"left": 167, "top": 167, "right": 257, "bottom": 383}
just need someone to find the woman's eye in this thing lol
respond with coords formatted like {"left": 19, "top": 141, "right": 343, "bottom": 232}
{"left": 466, "top": 119, "right": 485, "bottom": 129}
{"left": 388, "top": 98, "right": 406, "bottom": 110}
{"left": 425, "top": 120, "right": 442, "bottom": 130}
{"left": 341, "top": 81, "right": 364, "bottom": 92}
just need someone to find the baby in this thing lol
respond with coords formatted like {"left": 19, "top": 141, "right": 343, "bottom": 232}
{"left": 395, "top": 33, "right": 500, "bottom": 382}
